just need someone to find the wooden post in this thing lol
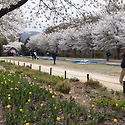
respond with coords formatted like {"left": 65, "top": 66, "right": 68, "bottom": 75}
{"left": 65, "top": 70, "right": 66, "bottom": 79}
{"left": 39, "top": 66, "right": 41, "bottom": 71}
{"left": 30, "top": 64, "right": 32, "bottom": 69}
{"left": 50, "top": 68, "right": 52, "bottom": 75}
{"left": 24, "top": 63, "right": 25, "bottom": 67}
{"left": 87, "top": 74, "right": 89, "bottom": 81}
{"left": 123, "top": 81, "right": 125, "bottom": 94}
{"left": 18, "top": 62, "right": 19, "bottom": 65}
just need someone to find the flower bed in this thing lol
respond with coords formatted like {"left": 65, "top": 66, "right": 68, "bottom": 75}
{"left": 0, "top": 61, "right": 124, "bottom": 125}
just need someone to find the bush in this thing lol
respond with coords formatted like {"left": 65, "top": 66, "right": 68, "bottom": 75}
{"left": 71, "top": 77, "right": 79, "bottom": 82}
{"left": 55, "top": 80, "right": 71, "bottom": 94}
{"left": 85, "top": 78, "right": 101, "bottom": 86}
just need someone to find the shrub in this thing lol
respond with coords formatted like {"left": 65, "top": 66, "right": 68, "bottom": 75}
{"left": 71, "top": 77, "right": 79, "bottom": 82}
{"left": 55, "top": 80, "right": 71, "bottom": 94}
{"left": 85, "top": 78, "right": 101, "bottom": 86}
{"left": 100, "top": 87, "right": 107, "bottom": 92}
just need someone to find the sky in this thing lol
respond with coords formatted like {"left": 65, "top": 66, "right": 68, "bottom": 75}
{"left": 20, "top": 0, "right": 105, "bottom": 33}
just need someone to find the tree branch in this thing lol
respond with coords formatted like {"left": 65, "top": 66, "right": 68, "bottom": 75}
{"left": 0, "top": 0, "right": 28, "bottom": 18}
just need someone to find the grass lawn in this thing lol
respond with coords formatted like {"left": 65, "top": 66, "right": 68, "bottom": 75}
{"left": 2, "top": 56, "right": 121, "bottom": 77}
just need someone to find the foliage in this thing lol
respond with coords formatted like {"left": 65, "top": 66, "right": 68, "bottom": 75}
{"left": 55, "top": 80, "right": 71, "bottom": 93}
{"left": 0, "top": 60, "right": 124, "bottom": 124}
{"left": 0, "top": 35, "right": 8, "bottom": 45}
{"left": 20, "top": 44, "right": 30, "bottom": 56}
{"left": 0, "top": 61, "right": 71, "bottom": 93}
{"left": 0, "top": 69, "right": 104, "bottom": 125}
{"left": 85, "top": 78, "right": 101, "bottom": 87}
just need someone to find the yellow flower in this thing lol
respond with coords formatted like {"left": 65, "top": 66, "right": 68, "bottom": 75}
{"left": 15, "top": 87, "right": 19, "bottom": 90}
{"left": 29, "top": 82, "right": 31, "bottom": 85}
{"left": 7, "top": 105, "right": 11, "bottom": 109}
{"left": 10, "top": 88, "right": 13, "bottom": 90}
{"left": 54, "top": 92, "right": 57, "bottom": 95}
{"left": 31, "top": 85, "right": 32, "bottom": 87}
{"left": 114, "top": 119, "right": 117, "bottom": 122}
{"left": 18, "top": 82, "right": 20, "bottom": 84}
{"left": 54, "top": 107, "right": 57, "bottom": 109}
{"left": 92, "top": 104, "right": 95, "bottom": 108}
{"left": 74, "top": 97, "right": 76, "bottom": 100}
{"left": 8, "top": 94, "right": 11, "bottom": 97}
{"left": 26, "top": 123, "right": 29, "bottom": 125}
{"left": 40, "top": 104, "right": 43, "bottom": 107}
{"left": 57, "top": 117, "right": 60, "bottom": 121}
{"left": 48, "top": 85, "right": 50, "bottom": 87}
{"left": 11, "top": 81, "right": 13, "bottom": 83}
{"left": 116, "top": 103, "right": 118, "bottom": 107}
{"left": 20, "top": 109, "right": 23, "bottom": 112}
{"left": 34, "top": 78, "right": 36, "bottom": 80}
{"left": 83, "top": 100, "right": 86, "bottom": 104}
{"left": 50, "top": 91, "right": 52, "bottom": 94}
{"left": 40, "top": 86, "right": 42, "bottom": 89}
{"left": 28, "top": 99, "right": 31, "bottom": 102}
{"left": 29, "top": 92, "right": 32, "bottom": 95}
{"left": 5, "top": 81, "right": 7, "bottom": 84}
{"left": 25, "top": 75, "right": 27, "bottom": 77}
{"left": 69, "top": 91, "right": 71, "bottom": 94}
{"left": 1, "top": 82, "right": 3, "bottom": 84}
{"left": 52, "top": 95, "right": 55, "bottom": 99}
{"left": 8, "top": 97, "right": 11, "bottom": 100}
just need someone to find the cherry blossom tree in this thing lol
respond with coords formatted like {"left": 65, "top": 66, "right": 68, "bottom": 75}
{"left": 91, "top": 10, "right": 125, "bottom": 58}
{"left": 0, "top": 10, "right": 27, "bottom": 37}
{"left": 3, "top": 41, "right": 23, "bottom": 51}
{"left": 1, "top": 0, "right": 125, "bottom": 58}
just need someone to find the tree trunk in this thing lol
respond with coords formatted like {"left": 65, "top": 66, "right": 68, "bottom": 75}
{"left": 117, "top": 47, "right": 121, "bottom": 59}
{"left": 92, "top": 50, "right": 94, "bottom": 58}
{"left": 74, "top": 49, "right": 76, "bottom": 57}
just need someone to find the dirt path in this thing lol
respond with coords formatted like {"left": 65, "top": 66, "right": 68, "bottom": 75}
{"left": 0, "top": 57, "right": 123, "bottom": 91}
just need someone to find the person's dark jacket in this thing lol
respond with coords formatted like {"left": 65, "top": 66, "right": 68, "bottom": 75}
{"left": 121, "top": 57, "right": 125, "bottom": 68}
{"left": 51, "top": 52, "right": 57, "bottom": 59}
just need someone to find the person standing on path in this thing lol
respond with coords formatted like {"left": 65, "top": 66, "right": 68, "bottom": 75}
{"left": 106, "top": 51, "right": 111, "bottom": 61}
{"left": 51, "top": 52, "right": 57, "bottom": 64}
{"left": 119, "top": 52, "right": 125, "bottom": 84}
{"left": 34, "top": 51, "right": 37, "bottom": 60}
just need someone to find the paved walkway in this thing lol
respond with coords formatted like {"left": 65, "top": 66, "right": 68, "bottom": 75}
{"left": 0, "top": 57, "right": 123, "bottom": 91}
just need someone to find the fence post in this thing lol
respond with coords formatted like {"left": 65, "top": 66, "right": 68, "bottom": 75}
{"left": 30, "top": 64, "right": 32, "bottom": 69}
{"left": 24, "top": 63, "right": 25, "bottom": 67}
{"left": 50, "top": 68, "right": 52, "bottom": 75}
{"left": 87, "top": 74, "right": 89, "bottom": 81}
{"left": 39, "top": 66, "right": 41, "bottom": 71}
{"left": 65, "top": 70, "right": 66, "bottom": 79}
{"left": 123, "top": 81, "right": 125, "bottom": 94}
{"left": 18, "top": 62, "right": 19, "bottom": 65}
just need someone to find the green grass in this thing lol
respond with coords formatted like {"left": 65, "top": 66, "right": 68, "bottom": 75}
{"left": 1, "top": 56, "right": 121, "bottom": 77}
{"left": 0, "top": 61, "right": 72, "bottom": 94}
